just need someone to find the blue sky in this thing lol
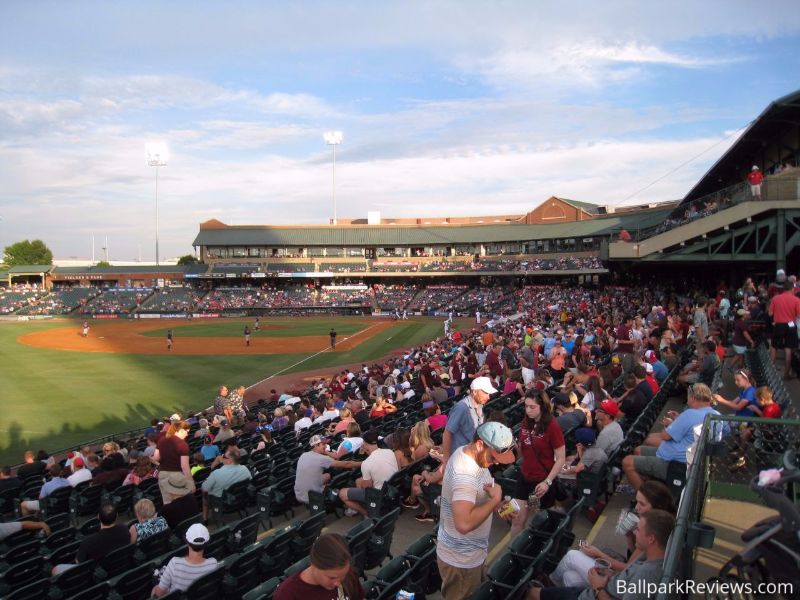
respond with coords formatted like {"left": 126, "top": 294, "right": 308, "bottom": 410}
{"left": 1, "top": 1, "right": 799, "bottom": 261}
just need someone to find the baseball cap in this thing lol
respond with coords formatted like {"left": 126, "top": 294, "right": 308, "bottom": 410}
{"left": 470, "top": 376, "right": 498, "bottom": 395}
{"left": 776, "top": 269, "right": 787, "bottom": 282}
{"left": 643, "top": 350, "right": 657, "bottom": 363}
{"left": 72, "top": 457, "right": 85, "bottom": 469}
{"left": 308, "top": 435, "right": 327, "bottom": 448}
{"left": 362, "top": 429, "right": 380, "bottom": 445}
{"left": 185, "top": 523, "right": 210, "bottom": 545}
{"left": 611, "top": 356, "right": 620, "bottom": 365}
{"left": 644, "top": 363, "right": 654, "bottom": 374}
{"left": 219, "top": 418, "right": 229, "bottom": 426}
{"left": 752, "top": 165, "right": 759, "bottom": 170}
{"left": 476, "top": 422, "right": 515, "bottom": 464}
{"left": 169, "top": 413, "right": 181, "bottom": 423}
{"left": 575, "top": 427, "right": 597, "bottom": 446}
{"left": 597, "top": 400, "right": 620, "bottom": 418}
{"left": 736, "top": 308, "right": 747, "bottom": 316}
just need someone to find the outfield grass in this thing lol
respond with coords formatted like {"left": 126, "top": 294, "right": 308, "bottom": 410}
{"left": 0, "top": 317, "right": 446, "bottom": 465}
{"left": 141, "top": 320, "right": 366, "bottom": 338}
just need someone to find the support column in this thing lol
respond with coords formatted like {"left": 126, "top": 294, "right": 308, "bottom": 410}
{"left": 776, "top": 210, "right": 786, "bottom": 271}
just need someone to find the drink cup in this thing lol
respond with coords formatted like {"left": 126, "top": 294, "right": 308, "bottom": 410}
{"left": 594, "top": 559, "right": 611, "bottom": 576}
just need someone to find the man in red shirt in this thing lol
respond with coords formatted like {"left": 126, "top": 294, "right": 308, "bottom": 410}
{"left": 768, "top": 280, "right": 800, "bottom": 379}
{"left": 616, "top": 315, "right": 635, "bottom": 373}
{"left": 747, "top": 165, "right": 763, "bottom": 200}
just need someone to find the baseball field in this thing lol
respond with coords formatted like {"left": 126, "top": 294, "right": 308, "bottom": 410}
{"left": 0, "top": 316, "right": 453, "bottom": 466}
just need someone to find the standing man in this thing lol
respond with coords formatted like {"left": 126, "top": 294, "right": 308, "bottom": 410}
{"left": 442, "top": 377, "right": 498, "bottom": 463}
{"left": 768, "top": 280, "right": 800, "bottom": 379}
{"left": 329, "top": 328, "right": 337, "bottom": 349}
{"left": 747, "top": 165, "right": 763, "bottom": 200}
{"left": 243, "top": 325, "right": 251, "bottom": 347}
{"left": 437, "top": 422, "right": 515, "bottom": 599}
{"left": 444, "top": 318, "right": 451, "bottom": 338}
{"left": 476, "top": 310, "right": 481, "bottom": 325}
{"left": 82, "top": 320, "right": 90, "bottom": 338}
{"left": 254, "top": 317, "right": 260, "bottom": 331}
{"left": 166, "top": 330, "right": 173, "bottom": 352}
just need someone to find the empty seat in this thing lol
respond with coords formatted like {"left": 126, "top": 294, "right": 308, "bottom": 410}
{"left": 289, "top": 511, "right": 326, "bottom": 563}
{"left": 222, "top": 545, "right": 263, "bottom": 598}
{"left": 242, "top": 576, "right": 282, "bottom": 600}
{"left": 64, "top": 581, "right": 110, "bottom": 600}
{"left": 364, "top": 507, "right": 401, "bottom": 572}
{"left": 107, "top": 560, "right": 157, "bottom": 600}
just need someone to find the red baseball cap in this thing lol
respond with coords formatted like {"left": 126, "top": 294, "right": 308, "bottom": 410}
{"left": 597, "top": 400, "right": 620, "bottom": 418}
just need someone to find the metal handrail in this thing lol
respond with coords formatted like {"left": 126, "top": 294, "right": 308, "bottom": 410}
{"left": 656, "top": 413, "right": 800, "bottom": 599}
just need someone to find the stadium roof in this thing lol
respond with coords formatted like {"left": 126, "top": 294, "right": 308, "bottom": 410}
{"left": 682, "top": 88, "right": 800, "bottom": 204}
{"left": 52, "top": 265, "right": 189, "bottom": 275}
{"left": 7, "top": 265, "right": 52, "bottom": 274}
{"left": 193, "top": 206, "right": 672, "bottom": 247}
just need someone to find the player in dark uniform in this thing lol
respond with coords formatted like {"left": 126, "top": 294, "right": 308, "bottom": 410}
{"left": 329, "top": 328, "right": 337, "bottom": 349}
{"left": 166, "top": 330, "right": 173, "bottom": 352}
{"left": 244, "top": 325, "right": 251, "bottom": 347}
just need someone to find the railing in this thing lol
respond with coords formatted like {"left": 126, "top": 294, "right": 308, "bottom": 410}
{"left": 657, "top": 414, "right": 800, "bottom": 599}
{"left": 616, "top": 173, "right": 800, "bottom": 243}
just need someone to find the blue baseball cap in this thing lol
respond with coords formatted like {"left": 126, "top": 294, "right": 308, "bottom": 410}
{"left": 476, "top": 422, "right": 515, "bottom": 464}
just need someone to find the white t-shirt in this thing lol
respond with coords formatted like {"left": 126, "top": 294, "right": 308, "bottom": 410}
{"left": 437, "top": 446, "right": 494, "bottom": 569}
{"left": 361, "top": 449, "right": 398, "bottom": 489}
{"left": 338, "top": 437, "right": 364, "bottom": 455}
{"left": 68, "top": 468, "right": 92, "bottom": 487}
{"left": 294, "top": 417, "right": 312, "bottom": 432}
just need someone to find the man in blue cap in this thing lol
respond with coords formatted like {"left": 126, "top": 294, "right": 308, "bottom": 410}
{"left": 437, "top": 421, "right": 515, "bottom": 599}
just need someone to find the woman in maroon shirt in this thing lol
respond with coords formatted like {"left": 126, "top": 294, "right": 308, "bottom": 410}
{"left": 510, "top": 390, "right": 566, "bottom": 538}
{"left": 274, "top": 533, "right": 364, "bottom": 600}
{"left": 153, "top": 421, "right": 194, "bottom": 504}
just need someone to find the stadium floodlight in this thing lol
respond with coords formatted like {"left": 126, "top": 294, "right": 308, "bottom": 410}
{"left": 145, "top": 142, "right": 169, "bottom": 266}
{"left": 323, "top": 131, "right": 343, "bottom": 225}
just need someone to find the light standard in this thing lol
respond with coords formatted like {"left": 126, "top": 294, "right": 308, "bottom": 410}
{"left": 323, "top": 131, "right": 343, "bottom": 225}
{"left": 145, "top": 142, "right": 169, "bottom": 265}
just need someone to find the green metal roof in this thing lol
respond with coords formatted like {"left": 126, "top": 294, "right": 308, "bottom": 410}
{"left": 52, "top": 265, "right": 189, "bottom": 275}
{"left": 7, "top": 265, "right": 52, "bottom": 273}
{"left": 193, "top": 207, "right": 673, "bottom": 247}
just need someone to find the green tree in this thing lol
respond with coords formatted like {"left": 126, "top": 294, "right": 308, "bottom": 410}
{"left": 95, "top": 261, "right": 111, "bottom": 267}
{"left": 3, "top": 240, "right": 53, "bottom": 266}
{"left": 177, "top": 254, "right": 199, "bottom": 265}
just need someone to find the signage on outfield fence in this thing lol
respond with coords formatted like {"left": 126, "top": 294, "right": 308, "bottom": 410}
{"left": 192, "top": 313, "right": 220, "bottom": 318}
{"left": 251, "top": 272, "right": 266, "bottom": 278}
{"left": 160, "top": 313, "right": 188, "bottom": 319}
{"left": 93, "top": 314, "right": 119, "bottom": 319}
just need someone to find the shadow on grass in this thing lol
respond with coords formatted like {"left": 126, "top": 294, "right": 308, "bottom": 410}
{"left": 0, "top": 401, "right": 185, "bottom": 466}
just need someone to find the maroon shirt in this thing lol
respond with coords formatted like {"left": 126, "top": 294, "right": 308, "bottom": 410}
{"left": 518, "top": 418, "right": 565, "bottom": 482}
{"left": 274, "top": 569, "right": 364, "bottom": 600}
{"left": 616, "top": 324, "right": 633, "bottom": 354}
{"left": 484, "top": 349, "right": 503, "bottom": 378}
{"left": 157, "top": 435, "right": 189, "bottom": 472}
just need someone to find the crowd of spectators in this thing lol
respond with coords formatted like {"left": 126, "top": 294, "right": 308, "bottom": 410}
{"left": 408, "top": 285, "right": 469, "bottom": 313}
{"left": 140, "top": 287, "right": 204, "bottom": 312}
{"left": 79, "top": 289, "right": 149, "bottom": 315}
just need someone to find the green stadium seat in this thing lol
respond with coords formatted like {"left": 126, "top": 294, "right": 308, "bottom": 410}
{"left": 242, "top": 576, "right": 282, "bottom": 600}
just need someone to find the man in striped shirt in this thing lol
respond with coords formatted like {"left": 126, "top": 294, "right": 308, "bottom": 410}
{"left": 152, "top": 524, "right": 218, "bottom": 596}
{"left": 437, "top": 422, "right": 516, "bottom": 599}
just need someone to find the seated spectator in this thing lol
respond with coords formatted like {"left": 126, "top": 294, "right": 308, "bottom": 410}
{"left": 123, "top": 456, "right": 158, "bottom": 486}
{"left": 617, "top": 375, "right": 648, "bottom": 423}
{"left": 17, "top": 450, "right": 46, "bottom": 479}
{"left": 553, "top": 480, "right": 675, "bottom": 587}
{"left": 158, "top": 475, "right": 201, "bottom": 529}
{"left": 338, "top": 429, "right": 399, "bottom": 517}
{"left": 678, "top": 341, "right": 720, "bottom": 388}
{"left": 425, "top": 399, "right": 448, "bottom": 431}
{"left": 200, "top": 447, "right": 252, "bottom": 520}
{"left": 213, "top": 419, "right": 235, "bottom": 445}
{"left": 0, "top": 519, "right": 50, "bottom": 542}
{"left": 294, "top": 435, "right": 361, "bottom": 505}
{"left": 392, "top": 428, "right": 414, "bottom": 468}
{"left": 369, "top": 395, "right": 397, "bottom": 419}
{"left": 351, "top": 399, "right": 370, "bottom": 428}
{"left": 143, "top": 433, "right": 158, "bottom": 458}
{"left": 194, "top": 418, "right": 211, "bottom": 439}
{"left": 129, "top": 498, "right": 169, "bottom": 543}
{"left": 529, "top": 509, "right": 675, "bottom": 600}
{"left": 190, "top": 452, "right": 207, "bottom": 476}
{"left": 200, "top": 436, "right": 221, "bottom": 462}
{"left": 53, "top": 504, "right": 130, "bottom": 575}
{"left": 67, "top": 456, "right": 92, "bottom": 486}
{"left": 409, "top": 421, "right": 435, "bottom": 461}
{"left": 623, "top": 384, "right": 722, "bottom": 491}
{"left": 595, "top": 401, "right": 624, "bottom": 457}
{"left": 271, "top": 407, "right": 290, "bottom": 431}
{"left": 91, "top": 456, "right": 129, "bottom": 489}
{"left": 0, "top": 465, "right": 22, "bottom": 494}
{"left": 151, "top": 524, "right": 218, "bottom": 597}
{"left": 274, "top": 532, "right": 364, "bottom": 600}
{"left": 554, "top": 393, "right": 587, "bottom": 433}
{"left": 294, "top": 406, "right": 314, "bottom": 432}
{"left": 331, "top": 407, "right": 355, "bottom": 435}
{"left": 20, "top": 463, "right": 70, "bottom": 516}
{"left": 713, "top": 369, "right": 758, "bottom": 417}
{"left": 102, "top": 441, "right": 127, "bottom": 469}
{"left": 335, "top": 423, "right": 364, "bottom": 458}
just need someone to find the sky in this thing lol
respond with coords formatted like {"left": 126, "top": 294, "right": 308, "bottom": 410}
{"left": 1, "top": 1, "right": 799, "bottom": 261}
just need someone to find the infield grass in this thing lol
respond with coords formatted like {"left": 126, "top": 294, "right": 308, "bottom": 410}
{"left": 0, "top": 316, "right": 447, "bottom": 464}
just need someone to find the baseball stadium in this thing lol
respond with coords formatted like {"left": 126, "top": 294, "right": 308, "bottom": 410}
{"left": 1, "top": 90, "right": 799, "bottom": 600}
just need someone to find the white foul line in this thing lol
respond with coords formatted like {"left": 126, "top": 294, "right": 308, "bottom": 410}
{"left": 246, "top": 321, "right": 386, "bottom": 391}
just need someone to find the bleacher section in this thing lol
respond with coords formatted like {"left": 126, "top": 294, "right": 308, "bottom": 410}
{"left": 138, "top": 287, "right": 204, "bottom": 313}
{"left": 80, "top": 290, "right": 151, "bottom": 314}
{"left": 0, "top": 289, "right": 45, "bottom": 315}
{"left": 15, "top": 287, "right": 99, "bottom": 316}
